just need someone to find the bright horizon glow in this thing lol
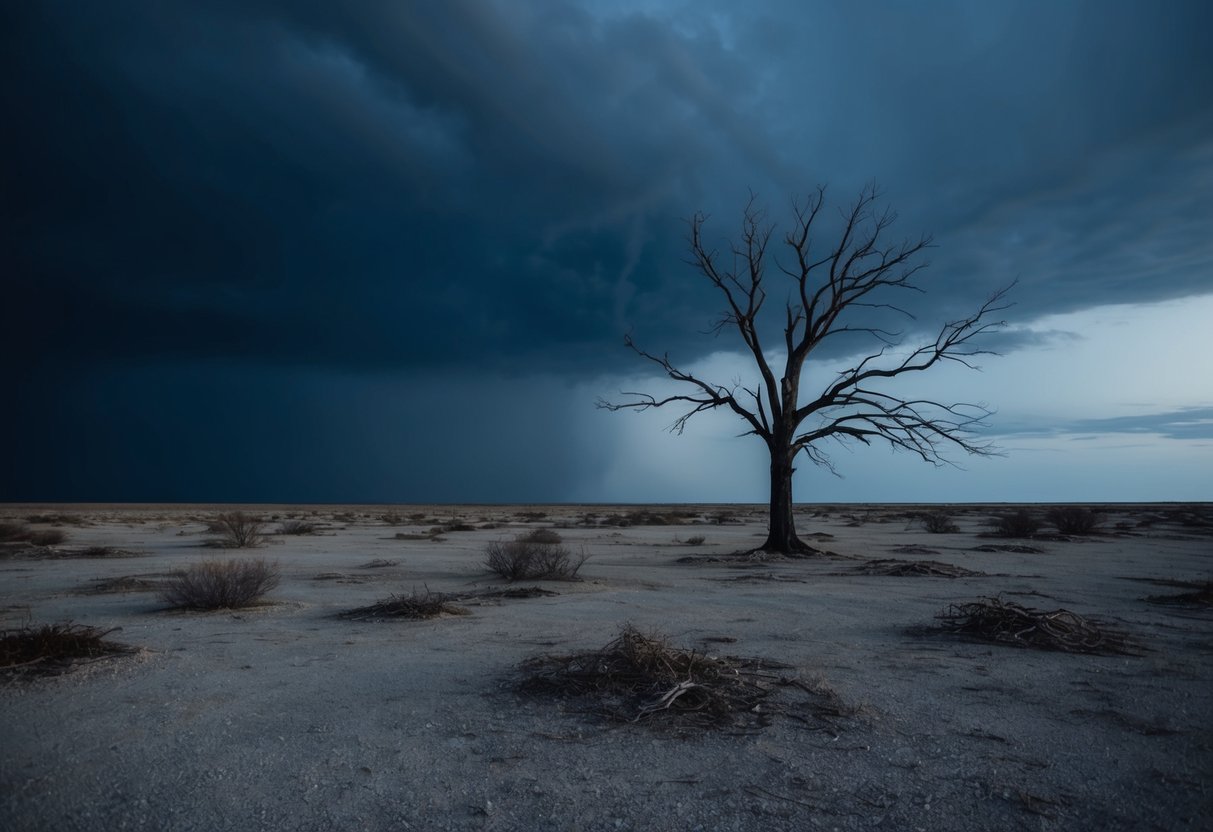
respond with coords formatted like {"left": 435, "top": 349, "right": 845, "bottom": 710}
{"left": 582, "top": 294, "right": 1213, "bottom": 503}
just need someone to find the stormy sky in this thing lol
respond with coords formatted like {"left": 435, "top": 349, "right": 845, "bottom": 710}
{"left": 4, "top": 0, "right": 1211, "bottom": 503}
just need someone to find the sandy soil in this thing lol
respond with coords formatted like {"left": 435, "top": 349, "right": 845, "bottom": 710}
{"left": 2, "top": 503, "right": 1210, "bottom": 831}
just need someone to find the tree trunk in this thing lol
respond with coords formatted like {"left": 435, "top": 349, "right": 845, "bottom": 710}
{"left": 760, "top": 443, "right": 807, "bottom": 553}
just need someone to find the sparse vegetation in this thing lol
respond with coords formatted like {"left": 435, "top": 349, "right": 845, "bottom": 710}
{"left": 990, "top": 509, "right": 1040, "bottom": 538}
{"left": 684, "top": 535, "right": 706, "bottom": 546}
{"left": 484, "top": 537, "right": 587, "bottom": 581}
{"left": 921, "top": 512, "right": 960, "bottom": 534}
{"left": 159, "top": 558, "right": 281, "bottom": 610}
{"left": 1, "top": 622, "right": 133, "bottom": 675}
{"left": 208, "top": 512, "right": 267, "bottom": 548}
{"left": 0, "top": 522, "right": 31, "bottom": 542}
{"left": 518, "top": 625, "right": 849, "bottom": 728}
{"left": 80, "top": 575, "right": 162, "bottom": 594}
{"left": 1047, "top": 506, "right": 1101, "bottom": 535}
{"left": 933, "top": 596, "right": 1136, "bottom": 655}
{"left": 518, "top": 528, "right": 563, "bottom": 545}
{"left": 27, "top": 528, "right": 68, "bottom": 545}
{"left": 338, "top": 589, "right": 469, "bottom": 621}
{"left": 853, "top": 559, "right": 984, "bottom": 578}
{"left": 277, "top": 520, "right": 316, "bottom": 535}
{"left": 1146, "top": 580, "right": 1213, "bottom": 606}
{"left": 357, "top": 559, "right": 399, "bottom": 569}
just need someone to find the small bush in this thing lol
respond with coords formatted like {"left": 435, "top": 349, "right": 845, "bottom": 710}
{"left": 484, "top": 538, "right": 586, "bottom": 581}
{"left": 518, "top": 528, "right": 563, "bottom": 545}
{"left": 684, "top": 535, "right": 706, "bottom": 546}
{"left": 1, "top": 622, "right": 133, "bottom": 675}
{"left": 1046, "top": 506, "right": 1100, "bottom": 535}
{"left": 208, "top": 512, "right": 266, "bottom": 548}
{"left": 0, "top": 522, "right": 32, "bottom": 542}
{"left": 990, "top": 509, "right": 1040, "bottom": 538}
{"left": 921, "top": 512, "right": 960, "bottom": 534}
{"left": 159, "top": 559, "right": 281, "bottom": 610}
{"left": 26, "top": 529, "right": 68, "bottom": 546}
{"left": 277, "top": 520, "right": 316, "bottom": 535}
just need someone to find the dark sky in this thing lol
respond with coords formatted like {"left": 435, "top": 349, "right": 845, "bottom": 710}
{"left": 5, "top": 1, "right": 1212, "bottom": 503}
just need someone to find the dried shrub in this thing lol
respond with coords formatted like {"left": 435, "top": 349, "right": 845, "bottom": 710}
{"left": 357, "top": 558, "right": 399, "bottom": 568}
{"left": 518, "top": 528, "right": 563, "bottom": 545}
{"left": 208, "top": 512, "right": 267, "bottom": 548}
{"left": 80, "top": 576, "right": 162, "bottom": 594}
{"left": 921, "top": 512, "right": 960, "bottom": 534}
{"left": 1146, "top": 580, "right": 1213, "bottom": 606}
{"left": 518, "top": 625, "right": 844, "bottom": 728}
{"left": 0, "top": 522, "right": 32, "bottom": 542}
{"left": 933, "top": 597, "right": 1136, "bottom": 655}
{"left": 989, "top": 509, "right": 1040, "bottom": 538}
{"left": 484, "top": 538, "right": 587, "bottom": 581}
{"left": 684, "top": 535, "right": 707, "bottom": 546}
{"left": 1046, "top": 506, "right": 1100, "bottom": 535}
{"left": 611, "top": 510, "right": 692, "bottom": 527}
{"left": 26, "top": 529, "right": 68, "bottom": 546}
{"left": 159, "top": 559, "right": 281, "bottom": 610}
{"left": 853, "top": 559, "right": 985, "bottom": 578}
{"left": 74, "top": 545, "right": 134, "bottom": 558}
{"left": 1, "top": 622, "right": 133, "bottom": 675}
{"left": 338, "top": 589, "right": 469, "bottom": 621}
{"left": 277, "top": 520, "right": 315, "bottom": 535}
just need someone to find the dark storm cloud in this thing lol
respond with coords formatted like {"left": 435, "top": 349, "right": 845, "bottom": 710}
{"left": 5, "top": 1, "right": 1212, "bottom": 502}
{"left": 6, "top": 0, "right": 1211, "bottom": 377}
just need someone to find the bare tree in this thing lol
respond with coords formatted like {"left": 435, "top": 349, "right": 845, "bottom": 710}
{"left": 600, "top": 185, "right": 1011, "bottom": 554}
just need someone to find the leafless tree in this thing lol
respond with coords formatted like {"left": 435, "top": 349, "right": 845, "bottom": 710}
{"left": 600, "top": 185, "right": 1011, "bottom": 554}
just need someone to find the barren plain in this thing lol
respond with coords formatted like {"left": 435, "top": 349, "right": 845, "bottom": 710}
{"left": 2, "top": 503, "right": 1210, "bottom": 831}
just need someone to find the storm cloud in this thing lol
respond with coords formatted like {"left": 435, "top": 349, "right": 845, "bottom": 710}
{"left": 4, "top": 1, "right": 1211, "bottom": 501}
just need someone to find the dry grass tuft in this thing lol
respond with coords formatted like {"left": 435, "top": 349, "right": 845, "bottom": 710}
{"left": 0, "top": 522, "right": 32, "bottom": 542}
{"left": 207, "top": 512, "right": 267, "bottom": 548}
{"left": 989, "top": 509, "right": 1041, "bottom": 538}
{"left": 933, "top": 596, "right": 1137, "bottom": 655}
{"left": 920, "top": 512, "right": 960, "bottom": 534}
{"left": 337, "top": 589, "right": 470, "bottom": 621}
{"left": 159, "top": 558, "right": 281, "bottom": 610}
{"left": 1146, "top": 580, "right": 1213, "bottom": 606}
{"left": 1, "top": 622, "right": 134, "bottom": 675}
{"left": 518, "top": 528, "right": 563, "bottom": 545}
{"left": 1046, "top": 506, "right": 1101, "bottom": 535}
{"left": 277, "top": 520, "right": 316, "bottom": 535}
{"left": 484, "top": 538, "right": 587, "bottom": 581}
{"left": 517, "top": 625, "right": 846, "bottom": 729}
{"left": 79, "top": 575, "right": 162, "bottom": 594}
{"left": 27, "top": 529, "right": 69, "bottom": 546}
{"left": 357, "top": 558, "right": 399, "bottom": 569}
{"left": 853, "top": 559, "right": 985, "bottom": 578}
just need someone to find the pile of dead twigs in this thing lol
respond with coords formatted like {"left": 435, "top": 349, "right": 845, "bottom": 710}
{"left": 1146, "top": 580, "right": 1213, "bottom": 606}
{"left": 337, "top": 589, "right": 470, "bottom": 620}
{"left": 337, "top": 586, "right": 557, "bottom": 620}
{"left": 1, "top": 622, "right": 134, "bottom": 676}
{"left": 934, "top": 596, "right": 1138, "bottom": 655}
{"left": 517, "top": 625, "right": 841, "bottom": 728}
{"left": 853, "top": 559, "right": 985, "bottom": 578}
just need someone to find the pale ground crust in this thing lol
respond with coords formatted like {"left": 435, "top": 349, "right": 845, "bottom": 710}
{"left": 2, "top": 503, "right": 1210, "bottom": 831}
